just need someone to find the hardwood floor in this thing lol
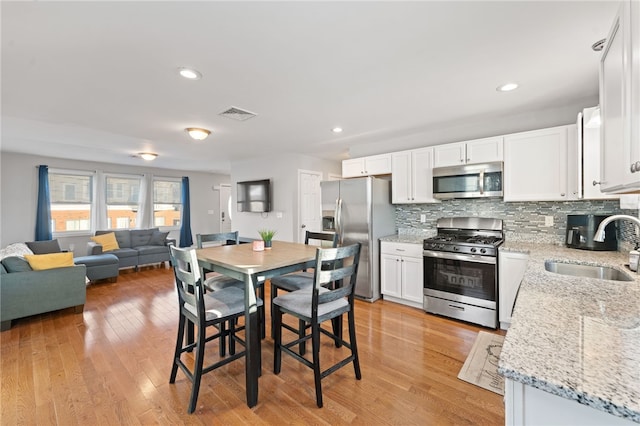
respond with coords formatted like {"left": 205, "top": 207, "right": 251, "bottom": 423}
{"left": 1, "top": 266, "right": 505, "bottom": 425}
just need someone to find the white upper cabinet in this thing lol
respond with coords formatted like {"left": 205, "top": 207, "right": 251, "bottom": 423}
{"left": 342, "top": 153, "right": 392, "bottom": 178}
{"left": 433, "top": 137, "right": 503, "bottom": 168}
{"left": 391, "top": 147, "right": 440, "bottom": 204}
{"left": 599, "top": 0, "right": 640, "bottom": 193}
{"left": 433, "top": 142, "right": 466, "bottom": 167}
{"left": 578, "top": 107, "right": 619, "bottom": 200}
{"left": 504, "top": 125, "right": 570, "bottom": 202}
{"left": 466, "top": 137, "right": 504, "bottom": 164}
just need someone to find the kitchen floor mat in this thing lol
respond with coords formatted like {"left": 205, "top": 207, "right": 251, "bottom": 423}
{"left": 458, "top": 331, "right": 505, "bottom": 395}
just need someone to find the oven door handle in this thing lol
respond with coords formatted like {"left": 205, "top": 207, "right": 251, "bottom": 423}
{"left": 423, "top": 249, "right": 496, "bottom": 265}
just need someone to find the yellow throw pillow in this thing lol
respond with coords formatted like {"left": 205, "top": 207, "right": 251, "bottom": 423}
{"left": 90, "top": 232, "right": 120, "bottom": 252}
{"left": 24, "top": 252, "right": 74, "bottom": 271}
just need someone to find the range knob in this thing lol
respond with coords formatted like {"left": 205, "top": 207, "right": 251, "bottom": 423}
{"left": 480, "top": 248, "right": 487, "bottom": 254}
{"left": 470, "top": 247, "right": 477, "bottom": 253}
{"left": 453, "top": 246, "right": 459, "bottom": 251}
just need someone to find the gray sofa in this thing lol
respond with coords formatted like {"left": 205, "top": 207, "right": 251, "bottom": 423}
{"left": 0, "top": 257, "right": 87, "bottom": 331}
{"left": 88, "top": 228, "right": 175, "bottom": 270}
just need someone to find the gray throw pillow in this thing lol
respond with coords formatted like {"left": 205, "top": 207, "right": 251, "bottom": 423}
{"left": 2, "top": 256, "right": 33, "bottom": 272}
{"left": 149, "top": 231, "right": 169, "bottom": 246}
{"left": 25, "top": 239, "right": 61, "bottom": 254}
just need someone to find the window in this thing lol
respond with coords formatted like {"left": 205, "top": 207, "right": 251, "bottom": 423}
{"left": 154, "top": 178, "right": 181, "bottom": 228}
{"left": 48, "top": 170, "right": 184, "bottom": 233}
{"left": 106, "top": 175, "right": 141, "bottom": 229}
{"left": 49, "top": 171, "right": 93, "bottom": 233}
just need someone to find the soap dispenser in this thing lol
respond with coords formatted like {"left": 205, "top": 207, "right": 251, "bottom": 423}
{"left": 629, "top": 244, "right": 639, "bottom": 272}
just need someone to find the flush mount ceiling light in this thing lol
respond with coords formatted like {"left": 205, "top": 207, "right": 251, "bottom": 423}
{"left": 138, "top": 152, "right": 158, "bottom": 161}
{"left": 332, "top": 127, "right": 343, "bottom": 133}
{"left": 178, "top": 67, "right": 202, "bottom": 80}
{"left": 496, "top": 82, "right": 519, "bottom": 92}
{"left": 185, "top": 127, "right": 211, "bottom": 140}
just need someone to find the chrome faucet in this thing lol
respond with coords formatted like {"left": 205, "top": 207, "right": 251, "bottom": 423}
{"left": 593, "top": 214, "right": 640, "bottom": 242}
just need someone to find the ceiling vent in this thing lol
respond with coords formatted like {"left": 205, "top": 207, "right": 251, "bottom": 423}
{"left": 219, "top": 106, "right": 257, "bottom": 121}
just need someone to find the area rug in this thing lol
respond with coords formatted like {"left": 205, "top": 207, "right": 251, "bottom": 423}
{"left": 457, "top": 331, "right": 505, "bottom": 395}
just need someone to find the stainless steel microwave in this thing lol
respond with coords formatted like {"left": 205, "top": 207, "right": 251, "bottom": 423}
{"left": 432, "top": 162, "right": 503, "bottom": 199}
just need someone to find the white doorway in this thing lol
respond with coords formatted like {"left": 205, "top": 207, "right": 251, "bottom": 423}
{"left": 297, "top": 170, "right": 322, "bottom": 243}
{"left": 219, "top": 184, "right": 232, "bottom": 233}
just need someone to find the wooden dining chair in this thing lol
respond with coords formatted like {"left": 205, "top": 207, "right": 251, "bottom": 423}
{"left": 272, "top": 242, "right": 362, "bottom": 408}
{"left": 169, "top": 246, "right": 262, "bottom": 414}
{"left": 269, "top": 231, "right": 339, "bottom": 353}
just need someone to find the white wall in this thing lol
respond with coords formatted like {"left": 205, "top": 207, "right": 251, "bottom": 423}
{"left": 230, "top": 153, "right": 341, "bottom": 242}
{"left": 0, "top": 152, "right": 230, "bottom": 252}
{"left": 347, "top": 100, "right": 593, "bottom": 158}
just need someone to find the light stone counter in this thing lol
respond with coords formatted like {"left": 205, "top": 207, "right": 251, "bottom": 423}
{"left": 379, "top": 234, "right": 428, "bottom": 245}
{"left": 498, "top": 242, "right": 640, "bottom": 423}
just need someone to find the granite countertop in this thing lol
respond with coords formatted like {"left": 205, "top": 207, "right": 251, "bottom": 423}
{"left": 380, "top": 231, "right": 434, "bottom": 245}
{"left": 498, "top": 242, "right": 640, "bottom": 423}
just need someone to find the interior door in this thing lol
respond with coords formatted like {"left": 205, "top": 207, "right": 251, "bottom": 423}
{"left": 298, "top": 170, "right": 322, "bottom": 243}
{"left": 219, "top": 184, "right": 232, "bottom": 233}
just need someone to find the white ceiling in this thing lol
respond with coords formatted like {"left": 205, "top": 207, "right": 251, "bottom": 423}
{"left": 1, "top": 1, "right": 618, "bottom": 173}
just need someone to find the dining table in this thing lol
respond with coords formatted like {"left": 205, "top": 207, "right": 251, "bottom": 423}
{"left": 196, "top": 240, "right": 319, "bottom": 408}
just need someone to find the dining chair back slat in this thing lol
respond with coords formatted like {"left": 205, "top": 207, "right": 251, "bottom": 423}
{"left": 168, "top": 245, "right": 251, "bottom": 414}
{"left": 272, "top": 242, "right": 362, "bottom": 408}
{"left": 269, "top": 230, "right": 340, "bottom": 351}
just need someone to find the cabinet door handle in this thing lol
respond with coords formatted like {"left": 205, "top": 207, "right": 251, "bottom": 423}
{"left": 560, "top": 193, "right": 565, "bottom": 197}
{"left": 593, "top": 180, "right": 601, "bottom": 186}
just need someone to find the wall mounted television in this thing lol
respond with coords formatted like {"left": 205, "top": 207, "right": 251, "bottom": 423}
{"left": 237, "top": 179, "right": 271, "bottom": 212}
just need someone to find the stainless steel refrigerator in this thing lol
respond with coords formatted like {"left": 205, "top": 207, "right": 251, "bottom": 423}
{"left": 320, "top": 176, "right": 395, "bottom": 301}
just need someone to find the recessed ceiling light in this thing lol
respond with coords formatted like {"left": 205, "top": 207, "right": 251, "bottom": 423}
{"left": 185, "top": 127, "right": 211, "bottom": 140}
{"left": 497, "top": 83, "right": 519, "bottom": 92}
{"left": 178, "top": 67, "right": 202, "bottom": 80}
{"left": 332, "top": 127, "right": 343, "bottom": 133}
{"left": 138, "top": 152, "right": 158, "bottom": 161}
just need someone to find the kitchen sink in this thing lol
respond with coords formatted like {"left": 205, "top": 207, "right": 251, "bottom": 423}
{"left": 544, "top": 261, "right": 634, "bottom": 282}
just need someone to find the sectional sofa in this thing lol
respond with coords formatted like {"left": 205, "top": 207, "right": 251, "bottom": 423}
{"left": 88, "top": 228, "right": 175, "bottom": 270}
{"left": 1, "top": 252, "right": 86, "bottom": 331}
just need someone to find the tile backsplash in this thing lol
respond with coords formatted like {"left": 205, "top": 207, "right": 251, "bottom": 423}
{"left": 395, "top": 198, "right": 639, "bottom": 248}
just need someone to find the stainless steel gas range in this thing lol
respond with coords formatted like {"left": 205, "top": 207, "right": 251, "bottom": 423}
{"left": 423, "top": 217, "right": 504, "bottom": 328}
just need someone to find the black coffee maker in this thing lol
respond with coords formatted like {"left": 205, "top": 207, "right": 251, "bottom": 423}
{"left": 566, "top": 214, "right": 617, "bottom": 251}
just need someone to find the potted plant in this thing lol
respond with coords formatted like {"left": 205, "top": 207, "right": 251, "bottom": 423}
{"left": 258, "top": 229, "right": 277, "bottom": 249}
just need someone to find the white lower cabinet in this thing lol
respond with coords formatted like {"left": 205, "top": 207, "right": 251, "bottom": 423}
{"left": 380, "top": 242, "right": 423, "bottom": 309}
{"left": 498, "top": 250, "right": 529, "bottom": 330}
{"left": 505, "top": 379, "right": 636, "bottom": 426}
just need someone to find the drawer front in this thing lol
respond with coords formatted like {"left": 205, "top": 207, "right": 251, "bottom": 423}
{"left": 381, "top": 242, "right": 422, "bottom": 257}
